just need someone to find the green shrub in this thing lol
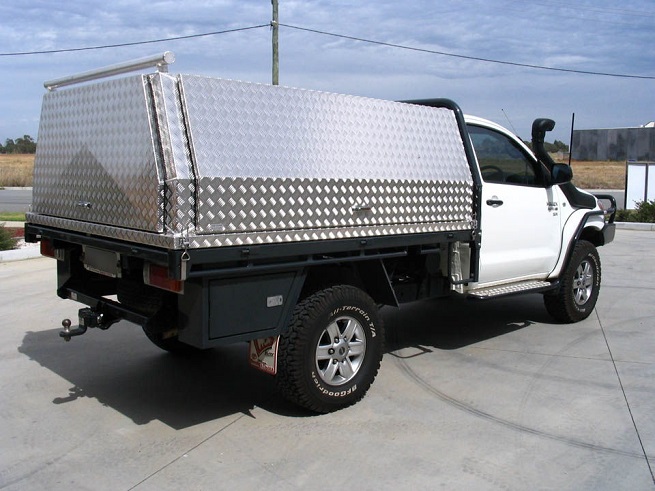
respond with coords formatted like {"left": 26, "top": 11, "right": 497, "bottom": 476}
{"left": 633, "top": 200, "right": 655, "bottom": 223}
{"left": 0, "top": 224, "right": 17, "bottom": 251}
{"left": 615, "top": 209, "right": 636, "bottom": 222}
{"left": 615, "top": 200, "right": 655, "bottom": 223}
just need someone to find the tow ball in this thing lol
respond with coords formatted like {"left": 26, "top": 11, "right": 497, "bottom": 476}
{"left": 60, "top": 308, "right": 118, "bottom": 342}
{"left": 60, "top": 319, "right": 86, "bottom": 342}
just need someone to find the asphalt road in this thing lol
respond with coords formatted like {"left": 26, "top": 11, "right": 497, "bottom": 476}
{"left": 0, "top": 188, "right": 31, "bottom": 213}
{"left": 1, "top": 230, "right": 654, "bottom": 490}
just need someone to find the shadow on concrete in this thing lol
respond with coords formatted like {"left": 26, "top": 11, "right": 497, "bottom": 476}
{"left": 383, "top": 293, "right": 552, "bottom": 352}
{"left": 17, "top": 294, "right": 552, "bottom": 427}
{"left": 18, "top": 324, "right": 286, "bottom": 428}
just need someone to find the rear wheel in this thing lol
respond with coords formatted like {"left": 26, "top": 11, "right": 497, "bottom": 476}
{"left": 140, "top": 326, "right": 199, "bottom": 355}
{"left": 544, "top": 240, "right": 601, "bottom": 323}
{"left": 277, "top": 285, "right": 384, "bottom": 413}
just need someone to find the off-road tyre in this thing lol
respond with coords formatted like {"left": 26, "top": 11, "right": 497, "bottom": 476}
{"left": 117, "top": 280, "right": 164, "bottom": 316}
{"left": 277, "top": 285, "right": 384, "bottom": 413}
{"left": 118, "top": 280, "right": 199, "bottom": 355}
{"left": 544, "top": 240, "right": 601, "bottom": 323}
{"left": 140, "top": 326, "right": 201, "bottom": 356}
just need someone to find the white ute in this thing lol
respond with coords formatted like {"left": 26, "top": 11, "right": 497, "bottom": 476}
{"left": 26, "top": 53, "right": 615, "bottom": 412}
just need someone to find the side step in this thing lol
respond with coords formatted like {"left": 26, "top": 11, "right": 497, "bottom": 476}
{"left": 467, "top": 280, "right": 557, "bottom": 300}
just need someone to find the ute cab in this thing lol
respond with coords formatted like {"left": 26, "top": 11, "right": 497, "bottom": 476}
{"left": 463, "top": 114, "right": 615, "bottom": 321}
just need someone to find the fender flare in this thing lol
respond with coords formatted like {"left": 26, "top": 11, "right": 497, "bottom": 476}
{"left": 549, "top": 194, "right": 616, "bottom": 279}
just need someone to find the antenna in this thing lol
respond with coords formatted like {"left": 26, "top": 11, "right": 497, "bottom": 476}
{"left": 501, "top": 109, "right": 519, "bottom": 137}
{"left": 568, "top": 113, "right": 575, "bottom": 166}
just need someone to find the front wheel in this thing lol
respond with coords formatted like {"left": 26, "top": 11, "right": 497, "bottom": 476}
{"left": 544, "top": 240, "right": 601, "bottom": 323}
{"left": 277, "top": 285, "right": 384, "bottom": 413}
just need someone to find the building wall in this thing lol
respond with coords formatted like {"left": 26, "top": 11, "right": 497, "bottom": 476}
{"left": 572, "top": 127, "right": 655, "bottom": 161}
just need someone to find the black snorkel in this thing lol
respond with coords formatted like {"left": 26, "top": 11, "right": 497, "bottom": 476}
{"left": 532, "top": 118, "right": 573, "bottom": 185}
{"left": 532, "top": 118, "right": 596, "bottom": 208}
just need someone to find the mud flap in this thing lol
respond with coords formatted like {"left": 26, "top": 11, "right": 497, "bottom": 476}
{"left": 249, "top": 336, "right": 280, "bottom": 375}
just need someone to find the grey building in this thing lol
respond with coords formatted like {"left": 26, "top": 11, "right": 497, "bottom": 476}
{"left": 572, "top": 124, "right": 655, "bottom": 161}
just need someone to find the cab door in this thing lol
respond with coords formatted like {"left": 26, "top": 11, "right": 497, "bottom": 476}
{"left": 467, "top": 123, "right": 562, "bottom": 286}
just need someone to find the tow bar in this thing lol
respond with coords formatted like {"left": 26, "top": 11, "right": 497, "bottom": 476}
{"left": 60, "top": 308, "right": 119, "bottom": 341}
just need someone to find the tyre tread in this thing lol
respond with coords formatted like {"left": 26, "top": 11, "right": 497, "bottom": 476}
{"left": 544, "top": 240, "right": 601, "bottom": 323}
{"left": 277, "top": 285, "right": 383, "bottom": 413}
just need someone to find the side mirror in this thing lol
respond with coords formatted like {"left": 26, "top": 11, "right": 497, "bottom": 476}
{"left": 551, "top": 163, "right": 573, "bottom": 184}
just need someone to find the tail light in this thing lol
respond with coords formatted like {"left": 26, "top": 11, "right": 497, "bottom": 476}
{"left": 40, "top": 238, "right": 55, "bottom": 258}
{"left": 40, "top": 238, "right": 65, "bottom": 260}
{"left": 143, "top": 263, "right": 184, "bottom": 293}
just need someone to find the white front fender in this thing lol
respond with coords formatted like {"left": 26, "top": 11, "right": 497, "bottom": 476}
{"left": 549, "top": 208, "right": 605, "bottom": 279}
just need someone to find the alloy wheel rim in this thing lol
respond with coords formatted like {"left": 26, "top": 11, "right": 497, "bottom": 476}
{"left": 573, "top": 259, "right": 594, "bottom": 306}
{"left": 315, "top": 315, "right": 367, "bottom": 386}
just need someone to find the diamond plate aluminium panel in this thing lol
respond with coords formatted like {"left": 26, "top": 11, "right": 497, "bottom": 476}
{"left": 26, "top": 211, "right": 472, "bottom": 250}
{"left": 149, "top": 73, "right": 196, "bottom": 234}
{"left": 29, "top": 72, "right": 476, "bottom": 249}
{"left": 32, "top": 75, "right": 165, "bottom": 232}
{"left": 197, "top": 176, "right": 473, "bottom": 234}
{"left": 468, "top": 280, "right": 552, "bottom": 299}
{"left": 177, "top": 75, "right": 474, "bottom": 235}
{"left": 187, "top": 220, "right": 473, "bottom": 248}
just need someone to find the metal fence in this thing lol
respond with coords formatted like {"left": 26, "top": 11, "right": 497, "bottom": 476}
{"left": 572, "top": 127, "right": 655, "bottom": 161}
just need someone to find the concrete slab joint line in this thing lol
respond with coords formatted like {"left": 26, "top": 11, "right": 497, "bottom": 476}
{"left": 595, "top": 309, "right": 655, "bottom": 484}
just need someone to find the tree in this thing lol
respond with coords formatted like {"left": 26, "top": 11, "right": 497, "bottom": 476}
{"left": 3, "top": 139, "right": 16, "bottom": 154}
{"left": 14, "top": 135, "right": 36, "bottom": 153}
{"left": 0, "top": 136, "right": 36, "bottom": 154}
{"left": 553, "top": 140, "right": 569, "bottom": 153}
{"left": 521, "top": 140, "right": 569, "bottom": 153}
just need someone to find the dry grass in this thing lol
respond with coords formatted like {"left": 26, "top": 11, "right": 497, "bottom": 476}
{"left": 0, "top": 154, "right": 34, "bottom": 187}
{"left": 570, "top": 160, "right": 625, "bottom": 190}
{"left": 0, "top": 154, "right": 626, "bottom": 190}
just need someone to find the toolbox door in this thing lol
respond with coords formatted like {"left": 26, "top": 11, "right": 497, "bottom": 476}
{"left": 32, "top": 75, "right": 165, "bottom": 233}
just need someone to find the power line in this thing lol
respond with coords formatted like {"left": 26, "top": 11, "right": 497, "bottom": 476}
{"left": 0, "top": 24, "right": 269, "bottom": 57}
{"left": 280, "top": 23, "right": 655, "bottom": 80}
{"left": 2, "top": 20, "right": 653, "bottom": 81}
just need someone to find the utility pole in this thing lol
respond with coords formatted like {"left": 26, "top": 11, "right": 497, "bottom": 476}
{"left": 271, "top": 0, "right": 279, "bottom": 85}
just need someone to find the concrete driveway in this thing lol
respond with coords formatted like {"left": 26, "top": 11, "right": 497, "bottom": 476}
{"left": 1, "top": 230, "right": 653, "bottom": 490}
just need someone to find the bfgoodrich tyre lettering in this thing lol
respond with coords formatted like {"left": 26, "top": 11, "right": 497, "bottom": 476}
{"left": 277, "top": 285, "right": 384, "bottom": 413}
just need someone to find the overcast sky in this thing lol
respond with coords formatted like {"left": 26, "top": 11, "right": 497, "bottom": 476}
{"left": 1, "top": 0, "right": 653, "bottom": 146}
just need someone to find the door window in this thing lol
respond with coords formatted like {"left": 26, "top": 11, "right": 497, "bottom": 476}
{"left": 468, "top": 125, "right": 544, "bottom": 186}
